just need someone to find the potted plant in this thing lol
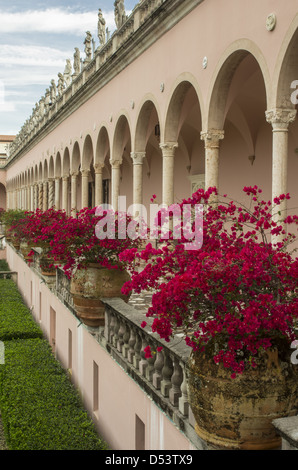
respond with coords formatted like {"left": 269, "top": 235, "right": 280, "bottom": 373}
{"left": 49, "top": 207, "right": 143, "bottom": 327}
{"left": 120, "top": 185, "right": 298, "bottom": 450}
{"left": 2, "top": 209, "right": 29, "bottom": 249}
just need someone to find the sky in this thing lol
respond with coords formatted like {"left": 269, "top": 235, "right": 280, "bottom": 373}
{"left": 0, "top": 0, "right": 137, "bottom": 136}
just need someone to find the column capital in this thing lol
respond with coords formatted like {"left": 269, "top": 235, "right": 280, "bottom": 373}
{"left": 130, "top": 152, "right": 146, "bottom": 165}
{"left": 62, "top": 175, "right": 69, "bottom": 182}
{"left": 265, "top": 108, "right": 296, "bottom": 129}
{"left": 81, "top": 168, "right": 90, "bottom": 177}
{"left": 70, "top": 170, "right": 79, "bottom": 178}
{"left": 110, "top": 159, "right": 122, "bottom": 169}
{"left": 94, "top": 162, "right": 105, "bottom": 173}
{"left": 159, "top": 142, "right": 178, "bottom": 157}
{"left": 200, "top": 129, "right": 224, "bottom": 146}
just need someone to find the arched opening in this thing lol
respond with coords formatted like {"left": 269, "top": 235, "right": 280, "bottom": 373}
{"left": 112, "top": 115, "right": 132, "bottom": 209}
{"left": 164, "top": 80, "right": 204, "bottom": 203}
{"left": 208, "top": 49, "right": 269, "bottom": 204}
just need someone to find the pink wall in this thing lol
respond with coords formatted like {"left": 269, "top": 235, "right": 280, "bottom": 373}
{"left": 6, "top": 244, "right": 196, "bottom": 450}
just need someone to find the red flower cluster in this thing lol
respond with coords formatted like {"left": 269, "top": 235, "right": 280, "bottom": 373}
{"left": 6, "top": 206, "right": 142, "bottom": 278}
{"left": 120, "top": 186, "right": 298, "bottom": 375}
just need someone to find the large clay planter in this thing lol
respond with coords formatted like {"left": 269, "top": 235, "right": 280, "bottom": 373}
{"left": 70, "top": 264, "right": 130, "bottom": 328}
{"left": 188, "top": 348, "right": 298, "bottom": 450}
{"left": 20, "top": 241, "right": 33, "bottom": 261}
{"left": 40, "top": 256, "right": 56, "bottom": 277}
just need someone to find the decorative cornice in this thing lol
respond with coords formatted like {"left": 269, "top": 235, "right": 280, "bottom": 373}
{"left": 5, "top": 0, "right": 204, "bottom": 170}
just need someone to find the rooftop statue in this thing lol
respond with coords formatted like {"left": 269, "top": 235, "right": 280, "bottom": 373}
{"left": 64, "top": 59, "right": 72, "bottom": 88}
{"left": 114, "top": 0, "right": 127, "bottom": 29}
{"left": 73, "top": 48, "right": 81, "bottom": 76}
{"left": 84, "top": 31, "right": 93, "bottom": 63}
{"left": 97, "top": 9, "right": 106, "bottom": 47}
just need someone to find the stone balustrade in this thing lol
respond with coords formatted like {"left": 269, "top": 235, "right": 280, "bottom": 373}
{"left": 99, "top": 297, "right": 205, "bottom": 449}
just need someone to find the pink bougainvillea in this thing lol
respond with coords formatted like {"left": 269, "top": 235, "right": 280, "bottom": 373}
{"left": 120, "top": 186, "right": 298, "bottom": 375}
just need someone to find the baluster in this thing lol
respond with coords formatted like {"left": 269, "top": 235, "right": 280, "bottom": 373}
{"left": 133, "top": 331, "right": 142, "bottom": 369}
{"left": 112, "top": 315, "right": 120, "bottom": 347}
{"left": 145, "top": 342, "right": 155, "bottom": 383}
{"left": 104, "top": 306, "right": 111, "bottom": 343}
{"left": 178, "top": 361, "right": 189, "bottom": 417}
{"left": 152, "top": 347, "right": 164, "bottom": 389}
{"left": 122, "top": 322, "right": 130, "bottom": 359}
{"left": 160, "top": 350, "right": 173, "bottom": 397}
{"left": 169, "top": 356, "right": 183, "bottom": 407}
{"left": 128, "top": 326, "right": 137, "bottom": 364}
{"left": 109, "top": 311, "right": 116, "bottom": 344}
{"left": 139, "top": 335, "right": 149, "bottom": 376}
{"left": 117, "top": 319, "right": 125, "bottom": 353}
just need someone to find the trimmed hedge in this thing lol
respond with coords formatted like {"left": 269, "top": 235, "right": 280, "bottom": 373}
{"left": 0, "top": 280, "right": 43, "bottom": 341}
{"left": 0, "top": 279, "right": 108, "bottom": 450}
{"left": 0, "top": 260, "right": 10, "bottom": 271}
{"left": 0, "top": 339, "right": 107, "bottom": 450}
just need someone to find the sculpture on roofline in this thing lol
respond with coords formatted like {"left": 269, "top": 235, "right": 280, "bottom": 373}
{"left": 57, "top": 73, "right": 65, "bottom": 96}
{"left": 97, "top": 9, "right": 106, "bottom": 47}
{"left": 50, "top": 79, "right": 57, "bottom": 104}
{"left": 84, "top": 31, "right": 93, "bottom": 63}
{"left": 73, "top": 47, "right": 81, "bottom": 75}
{"left": 114, "top": 0, "right": 127, "bottom": 29}
{"left": 64, "top": 59, "right": 72, "bottom": 87}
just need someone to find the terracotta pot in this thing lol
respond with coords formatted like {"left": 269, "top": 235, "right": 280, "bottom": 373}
{"left": 11, "top": 237, "right": 20, "bottom": 250}
{"left": 70, "top": 263, "right": 130, "bottom": 328}
{"left": 40, "top": 257, "right": 56, "bottom": 276}
{"left": 187, "top": 348, "right": 298, "bottom": 450}
{"left": 20, "top": 241, "right": 33, "bottom": 261}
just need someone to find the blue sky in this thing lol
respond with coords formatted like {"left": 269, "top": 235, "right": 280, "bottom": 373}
{"left": 0, "top": 1, "right": 137, "bottom": 135}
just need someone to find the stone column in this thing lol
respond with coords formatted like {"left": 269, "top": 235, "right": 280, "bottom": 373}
{"left": 34, "top": 183, "right": 39, "bottom": 211}
{"left": 30, "top": 185, "right": 34, "bottom": 211}
{"left": 200, "top": 130, "right": 224, "bottom": 197}
{"left": 111, "top": 160, "right": 121, "bottom": 211}
{"left": 81, "top": 169, "right": 90, "bottom": 209}
{"left": 38, "top": 182, "right": 43, "bottom": 209}
{"left": 159, "top": 143, "right": 178, "bottom": 207}
{"left": 70, "top": 171, "right": 79, "bottom": 215}
{"left": 131, "top": 152, "right": 145, "bottom": 209}
{"left": 43, "top": 181, "right": 48, "bottom": 211}
{"left": 27, "top": 186, "right": 30, "bottom": 211}
{"left": 265, "top": 108, "right": 296, "bottom": 226}
{"left": 48, "top": 179, "right": 55, "bottom": 208}
{"left": 54, "top": 177, "right": 60, "bottom": 210}
{"left": 62, "top": 175, "right": 69, "bottom": 212}
{"left": 94, "top": 162, "right": 105, "bottom": 207}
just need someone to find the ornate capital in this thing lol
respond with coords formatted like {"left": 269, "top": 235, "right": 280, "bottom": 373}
{"left": 110, "top": 159, "right": 122, "bottom": 169}
{"left": 265, "top": 108, "right": 296, "bottom": 129}
{"left": 94, "top": 162, "right": 105, "bottom": 173}
{"left": 130, "top": 152, "right": 146, "bottom": 165}
{"left": 81, "top": 169, "right": 90, "bottom": 177}
{"left": 200, "top": 130, "right": 224, "bottom": 147}
{"left": 159, "top": 142, "right": 178, "bottom": 157}
{"left": 70, "top": 170, "right": 79, "bottom": 178}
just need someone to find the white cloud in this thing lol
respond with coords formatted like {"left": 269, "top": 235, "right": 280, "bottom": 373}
{"left": 0, "top": 44, "right": 71, "bottom": 67}
{"left": 0, "top": 8, "right": 117, "bottom": 36}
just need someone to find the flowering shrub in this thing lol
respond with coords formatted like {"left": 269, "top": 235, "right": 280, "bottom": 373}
{"left": 2, "top": 209, "right": 28, "bottom": 240}
{"left": 9, "top": 208, "right": 69, "bottom": 247}
{"left": 47, "top": 207, "right": 143, "bottom": 278}
{"left": 120, "top": 186, "right": 298, "bottom": 376}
